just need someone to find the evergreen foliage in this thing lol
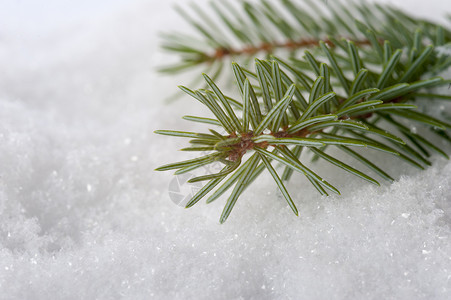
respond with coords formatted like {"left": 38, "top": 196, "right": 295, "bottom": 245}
{"left": 156, "top": 0, "right": 451, "bottom": 223}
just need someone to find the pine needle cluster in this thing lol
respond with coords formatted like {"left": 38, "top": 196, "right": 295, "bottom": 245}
{"left": 156, "top": 0, "right": 451, "bottom": 223}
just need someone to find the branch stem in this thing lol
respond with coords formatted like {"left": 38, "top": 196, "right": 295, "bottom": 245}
{"left": 211, "top": 38, "right": 373, "bottom": 59}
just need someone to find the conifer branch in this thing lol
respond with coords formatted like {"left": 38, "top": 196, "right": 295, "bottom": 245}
{"left": 156, "top": 0, "right": 451, "bottom": 223}
{"left": 160, "top": 0, "right": 451, "bottom": 77}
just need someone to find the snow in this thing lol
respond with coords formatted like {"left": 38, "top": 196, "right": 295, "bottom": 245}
{"left": 0, "top": 0, "right": 451, "bottom": 299}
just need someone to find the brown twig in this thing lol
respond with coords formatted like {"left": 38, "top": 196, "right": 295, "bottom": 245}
{"left": 226, "top": 128, "right": 314, "bottom": 161}
{"left": 211, "top": 37, "right": 373, "bottom": 60}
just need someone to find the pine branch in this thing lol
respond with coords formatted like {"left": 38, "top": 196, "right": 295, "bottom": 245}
{"left": 156, "top": 0, "right": 451, "bottom": 223}
{"left": 159, "top": 0, "right": 451, "bottom": 78}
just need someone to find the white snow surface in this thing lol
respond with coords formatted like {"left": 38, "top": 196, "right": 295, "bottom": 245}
{"left": 1, "top": 0, "right": 451, "bottom": 299}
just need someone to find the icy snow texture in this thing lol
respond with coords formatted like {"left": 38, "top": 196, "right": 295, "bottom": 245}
{"left": 0, "top": 0, "right": 451, "bottom": 299}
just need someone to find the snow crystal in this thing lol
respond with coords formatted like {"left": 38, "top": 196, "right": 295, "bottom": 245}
{"left": 0, "top": 0, "right": 450, "bottom": 299}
